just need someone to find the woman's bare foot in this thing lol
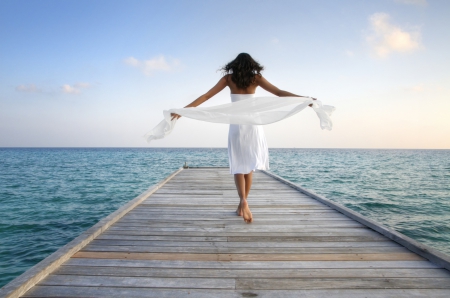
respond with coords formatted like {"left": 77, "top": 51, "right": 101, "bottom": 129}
{"left": 236, "top": 202, "right": 243, "bottom": 216}
{"left": 240, "top": 200, "right": 253, "bottom": 223}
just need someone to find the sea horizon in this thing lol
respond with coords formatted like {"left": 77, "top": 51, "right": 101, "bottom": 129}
{"left": 1, "top": 147, "right": 450, "bottom": 150}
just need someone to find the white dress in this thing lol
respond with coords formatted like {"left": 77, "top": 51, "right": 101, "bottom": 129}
{"left": 228, "top": 94, "right": 269, "bottom": 174}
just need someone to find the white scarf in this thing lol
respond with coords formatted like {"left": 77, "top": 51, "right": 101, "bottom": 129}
{"left": 144, "top": 96, "right": 335, "bottom": 142}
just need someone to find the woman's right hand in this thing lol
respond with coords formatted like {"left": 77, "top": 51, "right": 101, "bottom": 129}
{"left": 309, "top": 97, "right": 317, "bottom": 107}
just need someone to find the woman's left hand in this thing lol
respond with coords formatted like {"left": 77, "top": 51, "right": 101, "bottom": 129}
{"left": 171, "top": 113, "right": 181, "bottom": 121}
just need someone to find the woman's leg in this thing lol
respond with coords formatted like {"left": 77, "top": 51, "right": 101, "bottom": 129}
{"left": 234, "top": 172, "right": 253, "bottom": 223}
{"left": 244, "top": 171, "right": 253, "bottom": 199}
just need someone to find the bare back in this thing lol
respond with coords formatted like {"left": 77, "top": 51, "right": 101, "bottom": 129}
{"left": 225, "top": 74, "right": 258, "bottom": 94}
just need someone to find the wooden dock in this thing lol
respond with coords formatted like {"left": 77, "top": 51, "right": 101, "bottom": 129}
{"left": 2, "top": 167, "right": 450, "bottom": 297}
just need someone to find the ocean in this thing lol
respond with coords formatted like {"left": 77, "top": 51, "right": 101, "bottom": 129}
{"left": 0, "top": 148, "right": 449, "bottom": 287}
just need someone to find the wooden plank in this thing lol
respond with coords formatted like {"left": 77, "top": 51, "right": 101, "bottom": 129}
{"left": 54, "top": 266, "right": 450, "bottom": 278}
{"left": 0, "top": 168, "right": 185, "bottom": 298}
{"left": 91, "top": 239, "right": 400, "bottom": 248}
{"left": 22, "top": 287, "right": 450, "bottom": 298}
{"left": 136, "top": 200, "right": 328, "bottom": 205}
{"left": 99, "top": 232, "right": 384, "bottom": 238}
{"left": 138, "top": 203, "right": 327, "bottom": 207}
{"left": 236, "top": 278, "right": 450, "bottom": 290}
{"left": 139, "top": 200, "right": 325, "bottom": 204}
{"left": 99, "top": 234, "right": 392, "bottom": 242}
{"left": 131, "top": 207, "right": 334, "bottom": 212}
{"left": 72, "top": 251, "right": 425, "bottom": 261}
{"left": 153, "top": 190, "right": 225, "bottom": 194}
{"left": 120, "top": 213, "right": 350, "bottom": 220}
{"left": 100, "top": 230, "right": 389, "bottom": 237}
{"left": 39, "top": 275, "right": 235, "bottom": 289}
{"left": 127, "top": 210, "right": 340, "bottom": 216}
{"left": 139, "top": 203, "right": 327, "bottom": 208}
{"left": 110, "top": 223, "right": 357, "bottom": 229}
{"left": 65, "top": 258, "right": 441, "bottom": 269}
{"left": 123, "top": 211, "right": 344, "bottom": 216}
{"left": 105, "top": 227, "right": 376, "bottom": 234}
{"left": 111, "top": 222, "right": 366, "bottom": 229}
{"left": 226, "top": 235, "right": 391, "bottom": 242}
{"left": 129, "top": 207, "right": 333, "bottom": 212}
{"left": 96, "top": 235, "right": 228, "bottom": 242}
{"left": 116, "top": 218, "right": 355, "bottom": 224}
{"left": 80, "top": 245, "right": 409, "bottom": 254}
{"left": 117, "top": 217, "right": 356, "bottom": 223}
{"left": 156, "top": 191, "right": 304, "bottom": 197}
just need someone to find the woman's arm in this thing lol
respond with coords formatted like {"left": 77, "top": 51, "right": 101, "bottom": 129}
{"left": 171, "top": 76, "right": 228, "bottom": 120}
{"left": 257, "top": 75, "right": 317, "bottom": 100}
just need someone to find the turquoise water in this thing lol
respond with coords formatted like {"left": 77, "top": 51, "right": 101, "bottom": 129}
{"left": 0, "top": 148, "right": 449, "bottom": 287}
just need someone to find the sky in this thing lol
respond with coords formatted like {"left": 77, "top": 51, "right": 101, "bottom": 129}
{"left": 1, "top": 0, "right": 449, "bottom": 148}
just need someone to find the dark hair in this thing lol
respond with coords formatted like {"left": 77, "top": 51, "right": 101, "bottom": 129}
{"left": 221, "top": 53, "right": 264, "bottom": 89}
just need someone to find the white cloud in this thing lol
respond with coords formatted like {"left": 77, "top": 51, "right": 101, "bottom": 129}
{"left": 345, "top": 50, "right": 354, "bottom": 57}
{"left": 124, "top": 57, "right": 139, "bottom": 66}
{"left": 15, "top": 84, "right": 41, "bottom": 93}
{"left": 271, "top": 38, "right": 279, "bottom": 44}
{"left": 366, "top": 13, "right": 422, "bottom": 58}
{"left": 124, "top": 55, "right": 180, "bottom": 76}
{"left": 394, "top": 0, "right": 427, "bottom": 6}
{"left": 62, "top": 82, "right": 91, "bottom": 94}
{"left": 62, "top": 84, "right": 80, "bottom": 94}
{"left": 74, "top": 82, "right": 91, "bottom": 89}
{"left": 407, "top": 84, "right": 425, "bottom": 92}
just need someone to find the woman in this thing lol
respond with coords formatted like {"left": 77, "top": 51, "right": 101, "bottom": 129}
{"left": 170, "top": 53, "right": 317, "bottom": 223}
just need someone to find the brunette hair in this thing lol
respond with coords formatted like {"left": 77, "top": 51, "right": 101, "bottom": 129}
{"left": 221, "top": 53, "right": 264, "bottom": 89}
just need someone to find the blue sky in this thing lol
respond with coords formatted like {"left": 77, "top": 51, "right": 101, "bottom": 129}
{"left": 1, "top": 0, "right": 449, "bottom": 148}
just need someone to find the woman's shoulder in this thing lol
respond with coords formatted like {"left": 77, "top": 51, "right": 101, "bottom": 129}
{"left": 254, "top": 73, "right": 264, "bottom": 84}
{"left": 223, "top": 74, "right": 233, "bottom": 84}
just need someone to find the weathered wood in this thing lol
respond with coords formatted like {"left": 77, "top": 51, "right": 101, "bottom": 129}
{"left": 111, "top": 221, "right": 366, "bottom": 229}
{"left": 128, "top": 209, "right": 338, "bottom": 214}
{"left": 226, "top": 235, "right": 391, "bottom": 242}
{"left": 115, "top": 218, "right": 354, "bottom": 224}
{"left": 91, "top": 239, "right": 400, "bottom": 248}
{"left": 100, "top": 230, "right": 384, "bottom": 238}
{"left": 96, "top": 235, "right": 228, "bottom": 242}
{"left": 39, "top": 275, "right": 235, "bottom": 289}
{"left": 103, "top": 227, "right": 379, "bottom": 234}
{"left": 121, "top": 213, "right": 350, "bottom": 220}
{"left": 55, "top": 266, "right": 450, "bottom": 278}
{"left": 80, "top": 245, "right": 409, "bottom": 254}
{"left": 72, "top": 251, "right": 424, "bottom": 261}
{"left": 107, "top": 220, "right": 369, "bottom": 228}
{"left": 22, "top": 287, "right": 450, "bottom": 298}
{"left": 119, "top": 216, "right": 350, "bottom": 222}
{"left": 65, "top": 258, "right": 441, "bottom": 269}
{"left": 97, "top": 234, "right": 392, "bottom": 242}
{"left": 236, "top": 278, "right": 450, "bottom": 290}
{"left": 139, "top": 203, "right": 327, "bottom": 208}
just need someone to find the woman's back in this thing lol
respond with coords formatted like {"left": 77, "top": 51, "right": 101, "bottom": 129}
{"left": 226, "top": 74, "right": 258, "bottom": 94}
